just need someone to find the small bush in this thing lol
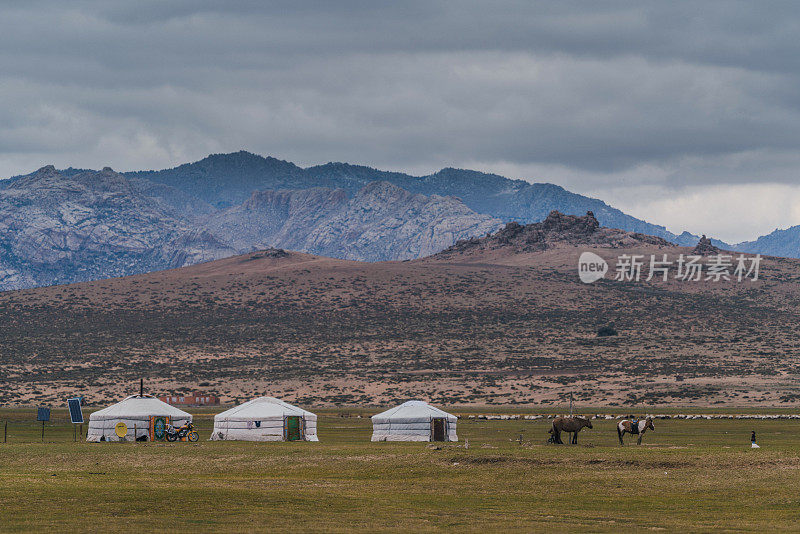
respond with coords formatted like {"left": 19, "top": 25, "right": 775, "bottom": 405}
{"left": 597, "top": 324, "right": 618, "bottom": 337}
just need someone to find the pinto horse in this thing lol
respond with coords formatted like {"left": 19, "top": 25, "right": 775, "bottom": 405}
{"left": 549, "top": 416, "right": 593, "bottom": 444}
{"left": 617, "top": 417, "right": 655, "bottom": 445}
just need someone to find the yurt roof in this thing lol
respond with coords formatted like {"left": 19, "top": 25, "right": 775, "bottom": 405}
{"left": 90, "top": 395, "right": 191, "bottom": 420}
{"left": 372, "top": 400, "right": 455, "bottom": 421}
{"left": 214, "top": 397, "right": 314, "bottom": 420}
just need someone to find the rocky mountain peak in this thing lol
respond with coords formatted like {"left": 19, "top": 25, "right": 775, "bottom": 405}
{"left": 70, "top": 167, "right": 135, "bottom": 194}
{"left": 37, "top": 165, "right": 57, "bottom": 175}
{"left": 202, "top": 151, "right": 300, "bottom": 173}
{"left": 541, "top": 210, "right": 600, "bottom": 234}
{"left": 11, "top": 165, "right": 74, "bottom": 189}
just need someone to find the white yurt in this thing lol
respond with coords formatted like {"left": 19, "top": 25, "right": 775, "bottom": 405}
{"left": 371, "top": 401, "right": 458, "bottom": 442}
{"left": 211, "top": 397, "right": 318, "bottom": 441}
{"left": 87, "top": 394, "right": 192, "bottom": 442}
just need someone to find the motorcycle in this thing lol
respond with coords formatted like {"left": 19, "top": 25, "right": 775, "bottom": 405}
{"left": 165, "top": 421, "right": 199, "bottom": 442}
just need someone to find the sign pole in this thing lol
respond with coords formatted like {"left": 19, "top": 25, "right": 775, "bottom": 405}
{"left": 37, "top": 407, "right": 51, "bottom": 442}
{"left": 4, "top": 421, "right": 6, "bottom": 443}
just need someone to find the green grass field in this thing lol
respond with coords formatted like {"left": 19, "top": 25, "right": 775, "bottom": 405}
{"left": 1, "top": 408, "right": 799, "bottom": 532}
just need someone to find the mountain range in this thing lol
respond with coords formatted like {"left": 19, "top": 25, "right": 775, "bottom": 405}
{"left": 1, "top": 150, "right": 798, "bottom": 291}
{"left": 0, "top": 164, "right": 499, "bottom": 290}
{"left": 125, "top": 151, "right": 697, "bottom": 243}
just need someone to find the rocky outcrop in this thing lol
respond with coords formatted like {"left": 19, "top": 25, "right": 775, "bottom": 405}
{"left": 438, "top": 210, "right": 672, "bottom": 257}
{"left": 692, "top": 235, "right": 719, "bottom": 256}
{"left": 245, "top": 248, "right": 289, "bottom": 260}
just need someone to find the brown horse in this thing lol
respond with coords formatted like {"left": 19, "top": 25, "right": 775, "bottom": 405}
{"left": 549, "top": 416, "right": 593, "bottom": 444}
{"left": 617, "top": 417, "right": 655, "bottom": 445}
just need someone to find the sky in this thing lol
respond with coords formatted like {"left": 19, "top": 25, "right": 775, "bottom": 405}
{"left": 1, "top": 1, "right": 799, "bottom": 243}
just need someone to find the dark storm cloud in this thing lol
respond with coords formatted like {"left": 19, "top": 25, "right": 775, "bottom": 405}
{"left": 1, "top": 0, "right": 800, "bottom": 190}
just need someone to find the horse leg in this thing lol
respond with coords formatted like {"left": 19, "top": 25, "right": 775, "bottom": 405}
{"left": 572, "top": 431, "right": 578, "bottom": 444}
{"left": 617, "top": 427, "right": 624, "bottom": 446}
{"left": 555, "top": 429, "right": 563, "bottom": 444}
{"left": 637, "top": 431, "right": 643, "bottom": 445}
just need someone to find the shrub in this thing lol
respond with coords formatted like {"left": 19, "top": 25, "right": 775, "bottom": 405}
{"left": 597, "top": 324, "right": 618, "bottom": 337}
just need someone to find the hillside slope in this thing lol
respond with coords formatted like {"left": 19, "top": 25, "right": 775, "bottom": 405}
{"left": 1, "top": 213, "right": 796, "bottom": 408}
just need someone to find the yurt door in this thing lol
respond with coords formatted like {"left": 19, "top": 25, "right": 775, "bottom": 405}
{"left": 286, "top": 416, "right": 302, "bottom": 441}
{"left": 432, "top": 418, "right": 446, "bottom": 441}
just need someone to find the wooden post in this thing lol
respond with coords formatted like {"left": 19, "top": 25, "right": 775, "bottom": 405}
{"left": 4, "top": 421, "right": 6, "bottom": 443}
{"left": 41, "top": 420, "right": 45, "bottom": 442}
{"left": 134, "top": 424, "right": 137, "bottom": 442}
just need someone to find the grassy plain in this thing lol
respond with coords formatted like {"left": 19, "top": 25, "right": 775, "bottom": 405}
{"left": 1, "top": 407, "right": 799, "bottom": 532}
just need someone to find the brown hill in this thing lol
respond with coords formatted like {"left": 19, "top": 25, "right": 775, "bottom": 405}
{"left": 2, "top": 215, "right": 799, "bottom": 408}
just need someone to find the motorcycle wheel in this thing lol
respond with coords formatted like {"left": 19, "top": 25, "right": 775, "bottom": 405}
{"left": 188, "top": 431, "right": 199, "bottom": 442}
{"left": 166, "top": 433, "right": 178, "bottom": 442}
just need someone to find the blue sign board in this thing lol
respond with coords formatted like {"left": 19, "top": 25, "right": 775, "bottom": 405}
{"left": 37, "top": 407, "right": 50, "bottom": 422}
{"left": 67, "top": 398, "right": 84, "bottom": 424}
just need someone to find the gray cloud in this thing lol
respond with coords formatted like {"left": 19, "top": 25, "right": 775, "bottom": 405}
{"left": 1, "top": 2, "right": 800, "bottom": 240}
